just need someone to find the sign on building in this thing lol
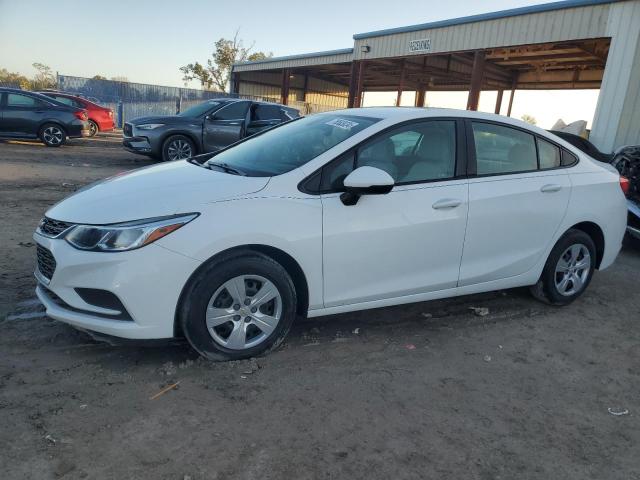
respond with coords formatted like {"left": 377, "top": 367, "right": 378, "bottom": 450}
{"left": 409, "top": 38, "right": 432, "bottom": 53}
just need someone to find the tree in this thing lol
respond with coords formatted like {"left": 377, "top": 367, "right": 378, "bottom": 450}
{"left": 31, "top": 62, "right": 56, "bottom": 89}
{"left": 92, "top": 75, "right": 107, "bottom": 80}
{"left": 521, "top": 114, "right": 537, "bottom": 125}
{"left": 0, "top": 68, "right": 31, "bottom": 89}
{"left": 180, "top": 30, "right": 271, "bottom": 91}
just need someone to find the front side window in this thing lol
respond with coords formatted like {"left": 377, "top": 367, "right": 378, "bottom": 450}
{"left": 204, "top": 113, "right": 380, "bottom": 176}
{"left": 178, "top": 100, "right": 221, "bottom": 117}
{"left": 253, "top": 104, "right": 280, "bottom": 121}
{"left": 538, "top": 138, "right": 561, "bottom": 169}
{"left": 214, "top": 101, "right": 250, "bottom": 121}
{"left": 318, "top": 120, "right": 457, "bottom": 191}
{"left": 7, "top": 93, "right": 40, "bottom": 108}
{"left": 472, "top": 122, "right": 537, "bottom": 175}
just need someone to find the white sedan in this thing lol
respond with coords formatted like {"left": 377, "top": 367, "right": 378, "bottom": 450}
{"left": 33, "top": 108, "right": 628, "bottom": 360}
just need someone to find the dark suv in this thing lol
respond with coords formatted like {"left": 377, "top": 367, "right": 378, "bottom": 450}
{"left": 123, "top": 99, "right": 299, "bottom": 161}
{"left": 0, "top": 88, "right": 90, "bottom": 146}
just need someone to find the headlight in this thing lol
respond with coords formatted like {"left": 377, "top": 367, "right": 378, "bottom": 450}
{"left": 136, "top": 123, "right": 165, "bottom": 130}
{"left": 65, "top": 213, "right": 198, "bottom": 252}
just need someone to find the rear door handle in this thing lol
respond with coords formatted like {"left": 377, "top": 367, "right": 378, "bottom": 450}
{"left": 540, "top": 184, "right": 562, "bottom": 193}
{"left": 432, "top": 198, "right": 462, "bottom": 210}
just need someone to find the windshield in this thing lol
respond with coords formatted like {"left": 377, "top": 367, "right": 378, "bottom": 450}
{"left": 178, "top": 100, "right": 221, "bottom": 117}
{"left": 204, "top": 113, "right": 380, "bottom": 176}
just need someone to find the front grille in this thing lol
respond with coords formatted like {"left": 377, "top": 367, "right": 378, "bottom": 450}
{"left": 38, "top": 217, "right": 74, "bottom": 237}
{"left": 37, "top": 245, "right": 56, "bottom": 281}
{"left": 123, "top": 123, "right": 133, "bottom": 137}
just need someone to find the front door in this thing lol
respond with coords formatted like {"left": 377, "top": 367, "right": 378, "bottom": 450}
{"left": 321, "top": 119, "right": 469, "bottom": 307}
{"left": 203, "top": 101, "right": 250, "bottom": 152}
{"left": 458, "top": 121, "right": 571, "bottom": 286}
{"left": 2, "top": 92, "right": 47, "bottom": 136}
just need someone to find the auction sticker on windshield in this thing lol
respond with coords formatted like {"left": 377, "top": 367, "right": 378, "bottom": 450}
{"left": 326, "top": 118, "right": 359, "bottom": 130}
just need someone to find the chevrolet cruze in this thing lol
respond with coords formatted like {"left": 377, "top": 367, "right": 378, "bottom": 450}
{"left": 34, "top": 108, "right": 628, "bottom": 361}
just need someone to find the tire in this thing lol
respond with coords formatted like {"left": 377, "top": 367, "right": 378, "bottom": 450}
{"left": 88, "top": 120, "right": 99, "bottom": 137}
{"left": 162, "top": 135, "right": 195, "bottom": 162}
{"left": 530, "top": 229, "right": 597, "bottom": 305}
{"left": 39, "top": 123, "right": 66, "bottom": 147}
{"left": 179, "top": 251, "right": 297, "bottom": 361}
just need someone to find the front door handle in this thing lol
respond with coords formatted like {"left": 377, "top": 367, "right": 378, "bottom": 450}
{"left": 540, "top": 184, "right": 562, "bottom": 193}
{"left": 432, "top": 198, "right": 462, "bottom": 210}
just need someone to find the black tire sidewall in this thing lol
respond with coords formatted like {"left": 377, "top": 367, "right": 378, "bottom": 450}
{"left": 40, "top": 123, "right": 66, "bottom": 147}
{"left": 180, "top": 253, "right": 297, "bottom": 361}
{"left": 541, "top": 230, "right": 596, "bottom": 305}
{"left": 162, "top": 135, "right": 195, "bottom": 162}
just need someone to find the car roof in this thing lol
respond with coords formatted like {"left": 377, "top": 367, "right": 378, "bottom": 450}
{"left": 327, "top": 106, "right": 554, "bottom": 136}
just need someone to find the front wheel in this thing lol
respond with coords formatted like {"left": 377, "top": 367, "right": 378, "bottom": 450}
{"left": 162, "top": 135, "right": 195, "bottom": 162}
{"left": 179, "top": 252, "right": 297, "bottom": 361}
{"left": 530, "top": 229, "right": 596, "bottom": 305}
{"left": 39, "top": 123, "right": 66, "bottom": 147}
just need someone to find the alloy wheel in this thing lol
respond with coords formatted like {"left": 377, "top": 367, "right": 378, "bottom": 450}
{"left": 89, "top": 121, "right": 98, "bottom": 137}
{"left": 43, "top": 126, "right": 63, "bottom": 145}
{"left": 167, "top": 139, "right": 193, "bottom": 160}
{"left": 206, "top": 275, "right": 282, "bottom": 350}
{"left": 554, "top": 243, "right": 591, "bottom": 296}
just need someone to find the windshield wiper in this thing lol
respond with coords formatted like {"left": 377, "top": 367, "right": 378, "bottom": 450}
{"left": 206, "top": 161, "right": 247, "bottom": 176}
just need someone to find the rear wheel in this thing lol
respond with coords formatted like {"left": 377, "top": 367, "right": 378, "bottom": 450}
{"left": 39, "top": 123, "right": 66, "bottom": 147}
{"left": 530, "top": 229, "right": 596, "bottom": 305}
{"left": 88, "top": 120, "right": 99, "bottom": 137}
{"left": 179, "top": 252, "right": 297, "bottom": 361}
{"left": 162, "top": 135, "right": 195, "bottom": 161}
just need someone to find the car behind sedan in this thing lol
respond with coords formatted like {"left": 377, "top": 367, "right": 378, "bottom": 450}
{"left": 39, "top": 91, "right": 115, "bottom": 137}
{"left": 123, "top": 98, "right": 299, "bottom": 162}
{"left": 34, "top": 108, "right": 627, "bottom": 361}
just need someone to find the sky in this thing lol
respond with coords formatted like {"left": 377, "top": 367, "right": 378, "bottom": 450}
{"left": 0, "top": 0, "right": 600, "bottom": 128}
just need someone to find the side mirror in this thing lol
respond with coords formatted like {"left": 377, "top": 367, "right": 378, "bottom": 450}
{"left": 341, "top": 166, "right": 394, "bottom": 206}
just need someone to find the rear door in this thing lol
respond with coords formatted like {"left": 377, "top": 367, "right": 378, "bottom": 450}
{"left": 458, "top": 121, "right": 571, "bottom": 286}
{"left": 2, "top": 92, "right": 49, "bottom": 136}
{"left": 246, "top": 103, "right": 283, "bottom": 136}
{"left": 202, "top": 101, "right": 250, "bottom": 151}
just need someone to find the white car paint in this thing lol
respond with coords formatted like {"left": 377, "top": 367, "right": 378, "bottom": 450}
{"left": 34, "top": 107, "right": 627, "bottom": 339}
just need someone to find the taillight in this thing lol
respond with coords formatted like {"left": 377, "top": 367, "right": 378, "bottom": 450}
{"left": 74, "top": 110, "right": 88, "bottom": 121}
{"left": 108, "top": 110, "right": 113, "bottom": 118}
{"left": 620, "top": 176, "right": 630, "bottom": 196}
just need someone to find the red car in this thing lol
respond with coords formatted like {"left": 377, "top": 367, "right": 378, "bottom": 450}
{"left": 39, "top": 91, "right": 114, "bottom": 137}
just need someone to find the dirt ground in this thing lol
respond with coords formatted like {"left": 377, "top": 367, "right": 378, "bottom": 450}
{"left": 1, "top": 135, "right": 639, "bottom": 480}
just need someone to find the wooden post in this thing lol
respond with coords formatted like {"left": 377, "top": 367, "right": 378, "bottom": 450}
{"left": 495, "top": 89, "right": 503, "bottom": 114}
{"left": 396, "top": 59, "right": 406, "bottom": 106}
{"left": 280, "top": 69, "right": 290, "bottom": 105}
{"left": 415, "top": 85, "right": 426, "bottom": 107}
{"left": 355, "top": 60, "right": 365, "bottom": 108}
{"left": 302, "top": 74, "right": 308, "bottom": 103}
{"left": 507, "top": 79, "right": 517, "bottom": 116}
{"left": 466, "top": 51, "right": 485, "bottom": 111}
{"left": 347, "top": 61, "right": 359, "bottom": 108}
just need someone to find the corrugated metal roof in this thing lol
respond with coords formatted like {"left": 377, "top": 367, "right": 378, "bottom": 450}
{"left": 233, "top": 48, "right": 354, "bottom": 68}
{"left": 352, "top": 0, "right": 623, "bottom": 39}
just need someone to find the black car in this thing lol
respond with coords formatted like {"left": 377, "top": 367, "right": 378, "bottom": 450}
{"left": 0, "top": 88, "right": 90, "bottom": 146}
{"left": 123, "top": 99, "right": 299, "bottom": 162}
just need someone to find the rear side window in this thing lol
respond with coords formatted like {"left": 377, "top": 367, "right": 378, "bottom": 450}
{"left": 538, "top": 138, "right": 561, "bottom": 169}
{"left": 214, "top": 101, "right": 249, "bottom": 120}
{"left": 472, "top": 122, "right": 537, "bottom": 175}
{"left": 561, "top": 149, "right": 579, "bottom": 166}
{"left": 253, "top": 104, "right": 280, "bottom": 121}
{"left": 52, "top": 96, "right": 81, "bottom": 107}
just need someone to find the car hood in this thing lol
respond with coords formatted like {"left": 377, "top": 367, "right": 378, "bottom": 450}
{"left": 46, "top": 161, "right": 270, "bottom": 224}
{"left": 129, "top": 115, "right": 195, "bottom": 125}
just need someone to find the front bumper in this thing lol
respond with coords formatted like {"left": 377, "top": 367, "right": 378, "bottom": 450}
{"left": 123, "top": 136, "right": 153, "bottom": 154}
{"left": 33, "top": 232, "right": 201, "bottom": 339}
